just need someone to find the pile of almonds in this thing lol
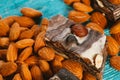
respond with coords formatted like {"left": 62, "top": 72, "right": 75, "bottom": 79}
{"left": 64, "top": 0, "right": 120, "bottom": 79}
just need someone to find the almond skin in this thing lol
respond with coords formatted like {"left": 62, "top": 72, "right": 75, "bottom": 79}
{"left": 91, "top": 12, "right": 107, "bottom": 29}
{"left": 0, "top": 62, "right": 17, "bottom": 77}
{"left": 108, "top": 0, "right": 120, "bottom": 5}
{"left": 38, "top": 47, "right": 55, "bottom": 61}
{"left": 68, "top": 10, "right": 90, "bottom": 23}
{"left": 7, "top": 43, "right": 18, "bottom": 62}
{"left": 13, "top": 16, "right": 35, "bottom": 28}
{"left": 112, "top": 33, "right": 120, "bottom": 45}
{"left": 0, "top": 37, "right": 9, "bottom": 48}
{"left": 15, "top": 39, "right": 34, "bottom": 49}
{"left": 73, "top": 2, "right": 93, "bottom": 12}
{"left": 106, "top": 36, "right": 119, "bottom": 56}
{"left": 9, "top": 22, "right": 21, "bottom": 41}
{"left": 12, "top": 73, "right": 22, "bottom": 80}
{"left": 110, "top": 22, "right": 120, "bottom": 34}
{"left": 81, "top": 0, "right": 91, "bottom": 6}
{"left": 21, "top": 7, "right": 42, "bottom": 18}
{"left": 83, "top": 72, "right": 96, "bottom": 80}
{"left": 1, "top": 16, "right": 14, "bottom": 26}
{"left": 0, "top": 74, "right": 3, "bottom": 80}
{"left": 86, "top": 22, "right": 104, "bottom": 34}
{"left": 110, "top": 56, "right": 120, "bottom": 70}
{"left": 0, "top": 21, "right": 9, "bottom": 37}
{"left": 62, "top": 60, "right": 83, "bottom": 80}
{"left": 64, "top": 0, "right": 80, "bottom": 5}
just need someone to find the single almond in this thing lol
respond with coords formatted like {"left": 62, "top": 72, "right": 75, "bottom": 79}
{"left": 110, "top": 56, "right": 120, "bottom": 70}
{"left": 13, "top": 16, "right": 35, "bottom": 28}
{"left": 12, "top": 73, "right": 22, "bottom": 80}
{"left": 0, "top": 37, "right": 9, "bottom": 48}
{"left": 106, "top": 36, "right": 119, "bottom": 56}
{"left": 112, "top": 32, "right": 120, "bottom": 45}
{"left": 64, "top": 0, "right": 80, "bottom": 5}
{"left": 68, "top": 10, "right": 90, "bottom": 23}
{"left": 7, "top": 43, "right": 18, "bottom": 62}
{"left": 18, "top": 47, "right": 32, "bottom": 62}
{"left": 110, "top": 22, "right": 120, "bottom": 34}
{"left": 21, "top": 7, "right": 42, "bottom": 18}
{"left": 0, "top": 62, "right": 17, "bottom": 77}
{"left": 0, "top": 21, "right": 9, "bottom": 37}
{"left": 86, "top": 22, "right": 104, "bottom": 34}
{"left": 20, "top": 64, "right": 32, "bottom": 80}
{"left": 30, "top": 65, "right": 44, "bottom": 80}
{"left": 83, "top": 72, "right": 96, "bottom": 80}
{"left": 31, "top": 25, "right": 41, "bottom": 38}
{"left": 62, "top": 60, "right": 83, "bottom": 80}
{"left": 73, "top": 2, "right": 93, "bottom": 12}
{"left": 1, "top": 16, "right": 14, "bottom": 26}
{"left": 19, "top": 29, "right": 34, "bottom": 39}
{"left": 38, "top": 47, "right": 55, "bottom": 61}
{"left": 81, "top": 0, "right": 91, "bottom": 6}
{"left": 9, "top": 22, "right": 21, "bottom": 41}
{"left": 91, "top": 12, "right": 107, "bottom": 29}
{"left": 15, "top": 39, "right": 34, "bottom": 49}
{"left": 108, "top": 0, "right": 120, "bottom": 5}
{"left": 34, "top": 31, "right": 46, "bottom": 52}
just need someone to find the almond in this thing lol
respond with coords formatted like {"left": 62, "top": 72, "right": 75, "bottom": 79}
{"left": 81, "top": 0, "right": 91, "bottom": 6}
{"left": 9, "top": 22, "right": 21, "bottom": 41}
{"left": 112, "top": 32, "right": 120, "bottom": 45}
{"left": 15, "top": 39, "right": 34, "bottom": 49}
{"left": 64, "top": 0, "right": 80, "bottom": 5}
{"left": 83, "top": 72, "right": 96, "bottom": 80}
{"left": 71, "top": 24, "right": 88, "bottom": 37}
{"left": 20, "top": 27, "right": 29, "bottom": 32}
{"left": 18, "top": 47, "right": 32, "bottom": 62}
{"left": 0, "top": 62, "right": 17, "bottom": 77}
{"left": 106, "top": 36, "right": 119, "bottom": 56}
{"left": 86, "top": 22, "right": 104, "bottom": 34}
{"left": 1, "top": 16, "right": 14, "bottom": 26}
{"left": 73, "top": 2, "right": 93, "bottom": 12}
{"left": 110, "top": 22, "right": 120, "bottom": 34}
{"left": 34, "top": 31, "right": 46, "bottom": 52}
{"left": 0, "top": 21, "right": 9, "bottom": 37}
{"left": 91, "top": 12, "right": 107, "bottom": 29}
{"left": 108, "top": 0, "right": 120, "bottom": 5}
{"left": 0, "top": 37, "right": 9, "bottom": 48}
{"left": 38, "top": 60, "right": 53, "bottom": 78}
{"left": 7, "top": 43, "right": 18, "bottom": 62}
{"left": 21, "top": 7, "right": 42, "bottom": 18}
{"left": 51, "top": 54, "right": 64, "bottom": 73}
{"left": 30, "top": 65, "right": 44, "bottom": 80}
{"left": 24, "top": 56, "right": 39, "bottom": 66}
{"left": 110, "top": 56, "right": 120, "bottom": 70}
{"left": 0, "top": 74, "right": 3, "bottom": 80}
{"left": 62, "top": 60, "right": 83, "bottom": 80}
{"left": 19, "top": 29, "right": 34, "bottom": 39}
{"left": 12, "top": 73, "right": 22, "bottom": 80}
{"left": 68, "top": 10, "right": 90, "bottom": 23}
{"left": 38, "top": 47, "right": 55, "bottom": 61}
{"left": 20, "top": 64, "right": 32, "bottom": 80}
{"left": 13, "top": 16, "right": 35, "bottom": 28}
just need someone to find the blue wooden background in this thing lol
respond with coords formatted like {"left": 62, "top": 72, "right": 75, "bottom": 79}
{"left": 0, "top": 0, "right": 120, "bottom": 80}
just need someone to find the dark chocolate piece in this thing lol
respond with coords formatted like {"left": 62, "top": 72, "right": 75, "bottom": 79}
{"left": 49, "top": 68, "right": 79, "bottom": 80}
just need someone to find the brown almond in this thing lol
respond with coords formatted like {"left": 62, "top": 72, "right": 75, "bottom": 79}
{"left": 31, "top": 25, "right": 41, "bottom": 38}
{"left": 15, "top": 39, "right": 34, "bottom": 49}
{"left": 106, "top": 36, "right": 119, "bottom": 56}
{"left": 64, "top": 0, "right": 80, "bottom": 5}
{"left": 18, "top": 47, "right": 32, "bottom": 62}
{"left": 83, "top": 72, "right": 96, "bottom": 80}
{"left": 108, "top": 0, "right": 120, "bottom": 5}
{"left": 110, "top": 22, "right": 120, "bottom": 34}
{"left": 0, "top": 74, "right": 3, "bottom": 80}
{"left": 9, "top": 22, "right": 21, "bottom": 41}
{"left": 62, "top": 60, "right": 83, "bottom": 80}
{"left": 110, "top": 56, "right": 120, "bottom": 70}
{"left": 38, "top": 47, "right": 55, "bottom": 61}
{"left": 13, "top": 16, "right": 35, "bottom": 28}
{"left": 7, "top": 43, "right": 18, "bottom": 62}
{"left": 30, "top": 65, "right": 44, "bottom": 80}
{"left": 73, "top": 2, "right": 93, "bottom": 12}
{"left": 86, "top": 22, "right": 104, "bottom": 34}
{"left": 0, "top": 21, "right": 9, "bottom": 37}
{"left": 1, "top": 16, "right": 14, "bottom": 26}
{"left": 38, "top": 60, "right": 53, "bottom": 78}
{"left": 34, "top": 31, "right": 46, "bottom": 52}
{"left": 0, "top": 37, "right": 9, "bottom": 48}
{"left": 20, "top": 64, "right": 32, "bottom": 80}
{"left": 112, "top": 32, "right": 120, "bottom": 45}
{"left": 68, "top": 10, "right": 90, "bottom": 23}
{"left": 20, "top": 27, "right": 29, "bottom": 32}
{"left": 24, "top": 56, "right": 39, "bottom": 66}
{"left": 21, "top": 7, "right": 42, "bottom": 18}
{"left": 81, "top": 0, "right": 91, "bottom": 6}
{"left": 0, "top": 62, "right": 17, "bottom": 77}
{"left": 19, "top": 29, "right": 34, "bottom": 39}
{"left": 91, "top": 12, "right": 107, "bottom": 29}
{"left": 12, "top": 73, "right": 22, "bottom": 80}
